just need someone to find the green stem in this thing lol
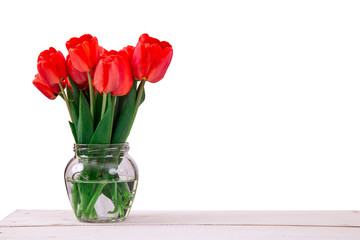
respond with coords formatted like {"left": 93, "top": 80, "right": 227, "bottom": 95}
{"left": 85, "top": 183, "right": 107, "bottom": 218}
{"left": 117, "top": 190, "right": 124, "bottom": 217}
{"left": 107, "top": 182, "right": 119, "bottom": 214}
{"left": 134, "top": 80, "right": 145, "bottom": 117}
{"left": 71, "top": 183, "right": 79, "bottom": 217}
{"left": 58, "top": 81, "right": 74, "bottom": 123}
{"left": 109, "top": 96, "right": 116, "bottom": 141}
{"left": 90, "top": 208, "right": 98, "bottom": 218}
{"left": 118, "top": 181, "right": 131, "bottom": 204}
{"left": 125, "top": 80, "right": 146, "bottom": 139}
{"left": 87, "top": 72, "right": 95, "bottom": 119}
{"left": 101, "top": 93, "right": 107, "bottom": 119}
{"left": 76, "top": 183, "right": 82, "bottom": 217}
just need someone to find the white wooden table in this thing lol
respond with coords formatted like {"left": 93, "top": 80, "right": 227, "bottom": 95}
{"left": 0, "top": 210, "right": 359, "bottom": 239}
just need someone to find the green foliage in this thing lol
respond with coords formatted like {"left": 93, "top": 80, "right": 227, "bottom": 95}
{"left": 140, "top": 86, "right": 145, "bottom": 106}
{"left": 111, "top": 79, "right": 137, "bottom": 143}
{"left": 68, "top": 121, "right": 78, "bottom": 144}
{"left": 93, "top": 93, "right": 103, "bottom": 128}
{"left": 77, "top": 92, "right": 93, "bottom": 144}
{"left": 66, "top": 78, "right": 81, "bottom": 142}
{"left": 90, "top": 94, "right": 112, "bottom": 144}
{"left": 65, "top": 79, "right": 146, "bottom": 144}
{"left": 68, "top": 76, "right": 80, "bottom": 106}
{"left": 69, "top": 101, "right": 78, "bottom": 127}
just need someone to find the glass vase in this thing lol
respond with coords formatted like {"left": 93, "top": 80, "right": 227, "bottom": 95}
{"left": 64, "top": 143, "right": 138, "bottom": 223}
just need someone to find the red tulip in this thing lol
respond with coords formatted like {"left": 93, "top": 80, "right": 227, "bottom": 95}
{"left": 111, "top": 49, "right": 133, "bottom": 96}
{"left": 66, "top": 34, "right": 100, "bottom": 72}
{"left": 33, "top": 74, "right": 65, "bottom": 100}
{"left": 37, "top": 47, "right": 67, "bottom": 90}
{"left": 66, "top": 56, "right": 89, "bottom": 89}
{"left": 122, "top": 45, "right": 134, "bottom": 62}
{"left": 93, "top": 50, "right": 133, "bottom": 96}
{"left": 99, "top": 46, "right": 108, "bottom": 57}
{"left": 131, "top": 33, "right": 173, "bottom": 83}
{"left": 93, "top": 55, "right": 120, "bottom": 94}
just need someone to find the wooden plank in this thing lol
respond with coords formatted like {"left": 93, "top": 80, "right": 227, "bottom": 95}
{"left": 0, "top": 210, "right": 359, "bottom": 227}
{"left": 1, "top": 225, "right": 360, "bottom": 240}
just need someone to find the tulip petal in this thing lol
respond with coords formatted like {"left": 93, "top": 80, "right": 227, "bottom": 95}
{"left": 69, "top": 45, "right": 91, "bottom": 72}
{"left": 67, "top": 34, "right": 100, "bottom": 72}
{"left": 160, "top": 41, "right": 172, "bottom": 48}
{"left": 37, "top": 61, "right": 61, "bottom": 89}
{"left": 123, "top": 46, "right": 134, "bottom": 61}
{"left": 147, "top": 48, "right": 173, "bottom": 83}
{"left": 103, "top": 59, "right": 120, "bottom": 93}
{"left": 67, "top": 56, "right": 88, "bottom": 89}
{"left": 93, "top": 56, "right": 120, "bottom": 94}
{"left": 112, "top": 56, "right": 133, "bottom": 96}
{"left": 89, "top": 37, "right": 100, "bottom": 69}
{"left": 66, "top": 34, "right": 93, "bottom": 50}
{"left": 32, "top": 74, "right": 57, "bottom": 100}
{"left": 54, "top": 51, "right": 67, "bottom": 79}
{"left": 148, "top": 43, "right": 162, "bottom": 69}
{"left": 93, "top": 58, "right": 107, "bottom": 93}
{"left": 132, "top": 34, "right": 173, "bottom": 82}
{"left": 131, "top": 41, "right": 149, "bottom": 80}
{"left": 37, "top": 47, "right": 67, "bottom": 90}
{"left": 139, "top": 33, "right": 160, "bottom": 45}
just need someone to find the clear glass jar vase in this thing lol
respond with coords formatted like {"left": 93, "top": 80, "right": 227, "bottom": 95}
{"left": 64, "top": 143, "right": 138, "bottom": 223}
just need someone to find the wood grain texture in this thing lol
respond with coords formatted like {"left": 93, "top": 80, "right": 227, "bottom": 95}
{"left": 1, "top": 225, "right": 360, "bottom": 240}
{"left": 0, "top": 210, "right": 359, "bottom": 240}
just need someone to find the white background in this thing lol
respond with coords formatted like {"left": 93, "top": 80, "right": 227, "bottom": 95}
{"left": 0, "top": 0, "right": 360, "bottom": 220}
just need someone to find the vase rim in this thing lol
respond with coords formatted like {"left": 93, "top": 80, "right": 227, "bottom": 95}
{"left": 73, "top": 142, "right": 130, "bottom": 151}
{"left": 74, "top": 142, "right": 129, "bottom": 146}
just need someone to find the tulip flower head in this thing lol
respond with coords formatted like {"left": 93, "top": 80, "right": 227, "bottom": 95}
{"left": 33, "top": 74, "right": 66, "bottom": 100}
{"left": 37, "top": 47, "right": 67, "bottom": 90}
{"left": 111, "top": 49, "right": 133, "bottom": 96}
{"left": 122, "top": 45, "right": 134, "bottom": 62}
{"left": 131, "top": 33, "right": 173, "bottom": 83}
{"left": 93, "top": 49, "right": 133, "bottom": 96}
{"left": 93, "top": 55, "right": 121, "bottom": 94}
{"left": 66, "top": 34, "right": 100, "bottom": 72}
{"left": 66, "top": 56, "right": 89, "bottom": 89}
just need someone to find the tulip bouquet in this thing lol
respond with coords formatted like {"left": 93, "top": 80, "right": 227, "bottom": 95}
{"left": 33, "top": 33, "right": 173, "bottom": 221}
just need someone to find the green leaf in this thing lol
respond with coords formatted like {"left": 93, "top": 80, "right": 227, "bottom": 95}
{"left": 139, "top": 88, "right": 145, "bottom": 106}
{"left": 112, "top": 94, "right": 126, "bottom": 129}
{"left": 90, "top": 94, "right": 112, "bottom": 144}
{"left": 66, "top": 85, "right": 74, "bottom": 102}
{"left": 84, "top": 90, "right": 90, "bottom": 104}
{"left": 112, "top": 79, "right": 137, "bottom": 143}
{"left": 69, "top": 101, "right": 78, "bottom": 127}
{"left": 68, "top": 76, "right": 80, "bottom": 105}
{"left": 69, "top": 121, "right": 78, "bottom": 144}
{"left": 93, "top": 92, "right": 103, "bottom": 129}
{"left": 59, "top": 93, "right": 64, "bottom": 100}
{"left": 67, "top": 84, "right": 79, "bottom": 121}
{"left": 77, "top": 92, "right": 93, "bottom": 144}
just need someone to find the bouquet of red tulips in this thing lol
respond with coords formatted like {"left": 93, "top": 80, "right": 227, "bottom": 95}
{"left": 34, "top": 33, "right": 172, "bottom": 144}
{"left": 33, "top": 33, "right": 173, "bottom": 221}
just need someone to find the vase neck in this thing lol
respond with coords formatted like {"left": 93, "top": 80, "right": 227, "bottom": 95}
{"left": 74, "top": 143, "right": 129, "bottom": 158}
